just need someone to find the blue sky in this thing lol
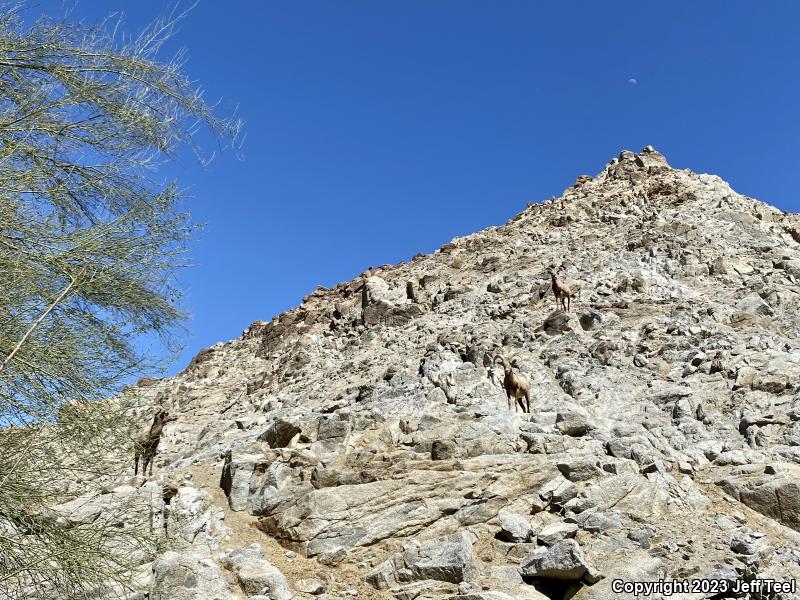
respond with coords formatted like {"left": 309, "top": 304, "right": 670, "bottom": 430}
{"left": 34, "top": 1, "right": 800, "bottom": 375}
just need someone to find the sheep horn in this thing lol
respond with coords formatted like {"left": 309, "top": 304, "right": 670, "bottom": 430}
{"left": 493, "top": 354, "right": 510, "bottom": 368}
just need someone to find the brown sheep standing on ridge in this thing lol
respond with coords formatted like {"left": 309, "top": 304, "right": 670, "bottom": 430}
{"left": 134, "top": 408, "right": 176, "bottom": 477}
{"left": 494, "top": 355, "right": 530, "bottom": 413}
{"left": 549, "top": 270, "right": 572, "bottom": 312}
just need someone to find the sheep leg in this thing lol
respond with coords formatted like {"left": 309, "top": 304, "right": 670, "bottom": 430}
{"left": 516, "top": 396, "right": 526, "bottom": 413}
{"left": 134, "top": 452, "right": 139, "bottom": 475}
{"left": 567, "top": 295, "right": 571, "bottom": 312}
{"left": 149, "top": 456, "right": 154, "bottom": 477}
{"left": 524, "top": 392, "right": 531, "bottom": 414}
{"left": 142, "top": 452, "right": 151, "bottom": 478}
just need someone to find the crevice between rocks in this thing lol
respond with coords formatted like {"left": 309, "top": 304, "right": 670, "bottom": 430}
{"left": 522, "top": 576, "right": 585, "bottom": 600}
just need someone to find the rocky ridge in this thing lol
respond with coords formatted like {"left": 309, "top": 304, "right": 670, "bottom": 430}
{"left": 51, "top": 148, "right": 800, "bottom": 599}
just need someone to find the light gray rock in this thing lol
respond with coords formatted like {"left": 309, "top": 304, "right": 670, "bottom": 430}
{"left": 579, "top": 512, "right": 622, "bottom": 533}
{"left": 577, "top": 309, "right": 604, "bottom": 331}
{"left": 718, "top": 473, "right": 800, "bottom": 531}
{"left": 555, "top": 412, "right": 591, "bottom": 437}
{"left": 519, "top": 539, "right": 602, "bottom": 583}
{"left": 730, "top": 528, "right": 764, "bottom": 556}
{"left": 496, "top": 511, "right": 534, "bottom": 543}
{"left": 736, "top": 293, "right": 774, "bottom": 316}
{"left": 539, "top": 477, "right": 578, "bottom": 507}
{"left": 489, "top": 565, "right": 523, "bottom": 585}
{"left": 295, "top": 577, "right": 327, "bottom": 594}
{"left": 542, "top": 311, "right": 572, "bottom": 335}
{"left": 218, "top": 544, "right": 291, "bottom": 600}
{"left": 367, "top": 532, "right": 477, "bottom": 590}
{"left": 733, "top": 366, "right": 758, "bottom": 390}
{"left": 258, "top": 419, "right": 301, "bottom": 448}
{"left": 402, "top": 531, "right": 477, "bottom": 583}
{"left": 556, "top": 457, "right": 599, "bottom": 481}
{"left": 166, "top": 487, "right": 229, "bottom": 551}
{"left": 151, "top": 551, "right": 235, "bottom": 600}
{"left": 536, "top": 522, "right": 579, "bottom": 546}
{"left": 432, "top": 439, "right": 462, "bottom": 460}
{"left": 753, "top": 372, "right": 790, "bottom": 394}
{"left": 220, "top": 450, "right": 259, "bottom": 512}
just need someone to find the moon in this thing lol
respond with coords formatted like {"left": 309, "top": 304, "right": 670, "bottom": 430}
{"left": 628, "top": 78, "right": 638, "bottom": 85}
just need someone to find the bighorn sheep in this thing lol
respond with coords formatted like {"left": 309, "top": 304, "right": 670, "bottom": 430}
{"left": 549, "top": 270, "right": 572, "bottom": 312}
{"left": 134, "top": 408, "right": 176, "bottom": 477}
{"left": 406, "top": 281, "right": 417, "bottom": 303}
{"left": 493, "top": 355, "right": 530, "bottom": 413}
{"left": 435, "top": 372, "right": 457, "bottom": 404}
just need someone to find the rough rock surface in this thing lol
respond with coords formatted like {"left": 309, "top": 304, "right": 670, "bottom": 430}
{"left": 43, "top": 148, "right": 800, "bottom": 598}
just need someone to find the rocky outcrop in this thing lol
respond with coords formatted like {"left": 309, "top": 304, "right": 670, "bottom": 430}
{"left": 45, "top": 147, "right": 800, "bottom": 599}
{"left": 717, "top": 466, "right": 800, "bottom": 531}
{"left": 151, "top": 552, "right": 234, "bottom": 600}
{"left": 366, "top": 531, "right": 477, "bottom": 593}
{"left": 218, "top": 545, "right": 291, "bottom": 599}
{"left": 519, "top": 539, "right": 602, "bottom": 583}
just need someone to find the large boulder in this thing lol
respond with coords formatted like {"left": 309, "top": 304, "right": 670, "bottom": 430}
{"left": 717, "top": 474, "right": 800, "bottom": 531}
{"left": 258, "top": 419, "right": 301, "bottom": 448}
{"left": 403, "top": 531, "right": 476, "bottom": 583}
{"left": 363, "top": 300, "right": 426, "bottom": 327}
{"left": 167, "top": 487, "right": 229, "bottom": 551}
{"left": 220, "top": 450, "right": 260, "bottom": 512}
{"left": 367, "top": 531, "right": 477, "bottom": 590}
{"left": 519, "top": 539, "right": 602, "bottom": 583}
{"left": 218, "top": 544, "right": 291, "bottom": 600}
{"left": 735, "top": 293, "right": 774, "bottom": 317}
{"left": 541, "top": 311, "right": 572, "bottom": 335}
{"left": 536, "top": 522, "right": 579, "bottom": 546}
{"left": 496, "top": 511, "right": 534, "bottom": 543}
{"left": 150, "top": 551, "right": 235, "bottom": 600}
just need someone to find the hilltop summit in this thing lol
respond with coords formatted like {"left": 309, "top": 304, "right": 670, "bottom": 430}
{"left": 48, "top": 149, "right": 800, "bottom": 599}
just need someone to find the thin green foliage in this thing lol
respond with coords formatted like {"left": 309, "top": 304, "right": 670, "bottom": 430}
{"left": 0, "top": 3, "right": 241, "bottom": 597}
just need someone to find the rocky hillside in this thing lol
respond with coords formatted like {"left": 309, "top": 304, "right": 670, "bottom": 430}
{"left": 55, "top": 148, "right": 800, "bottom": 599}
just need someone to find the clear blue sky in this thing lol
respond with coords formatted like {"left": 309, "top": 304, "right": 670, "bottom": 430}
{"left": 34, "top": 1, "right": 800, "bottom": 375}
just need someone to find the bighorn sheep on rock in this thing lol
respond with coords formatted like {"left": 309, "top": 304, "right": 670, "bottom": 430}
{"left": 549, "top": 270, "right": 572, "bottom": 312}
{"left": 406, "top": 281, "right": 417, "bottom": 303}
{"left": 436, "top": 372, "right": 457, "bottom": 404}
{"left": 494, "top": 355, "right": 530, "bottom": 413}
{"left": 134, "top": 408, "right": 176, "bottom": 476}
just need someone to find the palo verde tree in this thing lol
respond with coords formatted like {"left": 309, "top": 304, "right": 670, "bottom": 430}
{"left": 0, "top": 4, "right": 241, "bottom": 598}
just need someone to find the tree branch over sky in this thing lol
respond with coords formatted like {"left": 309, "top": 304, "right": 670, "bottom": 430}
{"left": 0, "top": 3, "right": 241, "bottom": 596}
